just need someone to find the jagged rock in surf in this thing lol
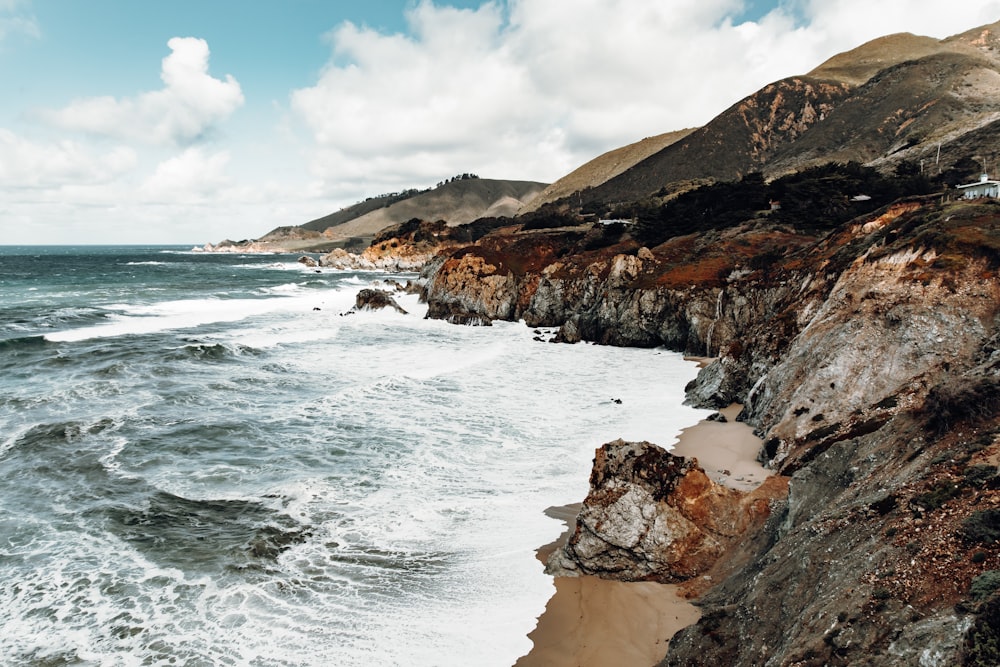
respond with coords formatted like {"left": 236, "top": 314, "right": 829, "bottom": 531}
{"left": 353, "top": 289, "right": 408, "bottom": 315}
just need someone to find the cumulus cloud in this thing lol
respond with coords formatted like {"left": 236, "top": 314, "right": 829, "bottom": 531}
{"left": 292, "top": 2, "right": 553, "bottom": 195}
{"left": 40, "top": 37, "right": 244, "bottom": 145}
{"left": 291, "top": 0, "right": 1000, "bottom": 201}
{"left": 0, "top": 129, "right": 137, "bottom": 188}
{"left": 141, "top": 147, "right": 232, "bottom": 200}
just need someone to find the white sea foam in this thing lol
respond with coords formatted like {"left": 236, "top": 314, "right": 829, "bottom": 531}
{"left": 44, "top": 290, "right": 349, "bottom": 342}
{"left": 4, "top": 254, "right": 706, "bottom": 666}
{"left": 260, "top": 282, "right": 305, "bottom": 294}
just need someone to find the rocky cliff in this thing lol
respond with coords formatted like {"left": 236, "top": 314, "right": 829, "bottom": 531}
{"left": 420, "top": 196, "right": 1000, "bottom": 665}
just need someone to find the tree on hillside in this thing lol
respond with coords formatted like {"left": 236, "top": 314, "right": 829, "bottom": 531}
{"left": 633, "top": 162, "right": 939, "bottom": 246}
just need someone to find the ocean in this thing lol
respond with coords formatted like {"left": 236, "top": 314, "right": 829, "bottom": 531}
{"left": 0, "top": 246, "right": 705, "bottom": 666}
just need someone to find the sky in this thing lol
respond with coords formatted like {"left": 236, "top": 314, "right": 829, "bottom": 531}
{"left": 3, "top": 1, "right": 1000, "bottom": 245}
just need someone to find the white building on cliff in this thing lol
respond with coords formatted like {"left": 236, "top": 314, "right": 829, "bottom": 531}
{"left": 957, "top": 173, "right": 1000, "bottom": 199}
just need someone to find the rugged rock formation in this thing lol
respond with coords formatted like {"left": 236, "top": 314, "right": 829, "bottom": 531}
{"left": 321, "top": 218, "right": 510, "bottom": 272}
{"left": 353, "top": 289, "right": 408, "bottom": 315}
{"left": 297, "top": 255, "right": 319, "bottom": 268}
{"left": 422, "top": 196, "right": 1000, "bottom": 665}
{"left": 421, "top": 220, "right": 815, "bottom": 353}
{"left": 547, "top": 439, "right": 787, "bottom": 582}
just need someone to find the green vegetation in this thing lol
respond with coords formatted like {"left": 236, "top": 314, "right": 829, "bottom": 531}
{"left": 961, "top": 509, "right": 1000, "bottom": 545}
{"left": 632, "top": 162, "right": 938, "bottom": 246}
{"left": 923, "top": 378, "right": 1000, "bottom": 436}
{"left": 519, "top": 210, "right": 583, "bottom": 231}
{"left": 964, "top": 597, "right": 1000, "bottom": 666}
{"left": 971, "top": 570, "right": 1000, "bottom": 599}
{"left": 436, "top": 173, "right": 480, "bottom": 187}
{"left": 964, "top": 465, "right": 1000, "bottom": 489}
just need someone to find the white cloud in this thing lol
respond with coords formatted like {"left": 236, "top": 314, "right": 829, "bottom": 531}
{"left": 291, "top": 0, "right": 1000, "bottom": 203}
{"left": 141, "top": 147, "right": 232, "bottom": 200}
{"left": 292, "top": 1, "right": 552, "bottom": 197}
{"left": 0, "top": 129, "right": 137, "bottom": 188}
{"left": 0, "top": 0, "right": 38, "bottom": 42}
{"left": 40, "top": 37, "right": 244, "bottom": 145}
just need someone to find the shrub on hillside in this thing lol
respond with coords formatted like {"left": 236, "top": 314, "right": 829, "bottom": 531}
{"left": 923, "top": 378, "right": 1000, "bottom": 435}
{"left": 971, "top": 571, "right": 1000, "bottom": 601}
{"left": 456, "top": 217, "right": 514, "bottom": 243}
{"left": 964, "top": 596, "right": 1000, "bottom": 666}
{"left": 519, "top": 211, "right": 581, "bottom": 231}
{"left": 633, "top": 162, "right": 938, "bottom": 246}
{"left": 961, "top": 509, "right": 1000, "bottom": 545}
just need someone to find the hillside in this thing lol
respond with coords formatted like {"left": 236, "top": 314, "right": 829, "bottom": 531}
{"left": 312, "top": 178, "right": 546, "bottom": 244}
{"left": 519, "top": 129, "right": 696, "bottom": 213}
{"left": 553, "top": 21, "right": 1000, "bottom": 210}
{"left": 300, "top": 188, "right": 429, "bottom": 234}
{"left": 201, "top": 177, "right": 546, "bottom": 253}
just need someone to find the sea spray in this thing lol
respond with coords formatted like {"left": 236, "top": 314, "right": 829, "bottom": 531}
{"left": 0, "top": 246, "right": 706, "bottom": 666}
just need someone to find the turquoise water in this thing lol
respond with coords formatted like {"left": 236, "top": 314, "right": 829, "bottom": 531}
{"left": 0, "top": 246, "right": 704, "bottom": 666}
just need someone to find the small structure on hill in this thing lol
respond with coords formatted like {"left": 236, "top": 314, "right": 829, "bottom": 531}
{"left": 957, "top": 173, "right": 1000, "bottom": 199}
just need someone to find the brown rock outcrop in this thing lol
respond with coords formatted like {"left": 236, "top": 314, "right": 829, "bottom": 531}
{"left": 547, "top": 440, "right": 787, "bottom": 582}
{"left": 353, "top": 289, "right": 408, "bottom": 314}
{"left": 321, "top": 219, "right": 467, "bottom": 271}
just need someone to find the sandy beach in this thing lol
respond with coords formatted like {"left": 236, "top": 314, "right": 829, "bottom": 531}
{"left": 515, "top": 400, "right": 771, "bottom": 666}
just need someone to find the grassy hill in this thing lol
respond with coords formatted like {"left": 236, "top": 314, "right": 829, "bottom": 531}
{"left": 314, "top": 178, "right": 546, "bottom": 242}
{"left": 295, "top": 178, "right": 545, "bottom": 247}
{"left": 519, "top": 129, "right": 696, "bottom": 213}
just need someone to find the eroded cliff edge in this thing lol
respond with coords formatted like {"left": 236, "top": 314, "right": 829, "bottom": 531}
{"left": 421, "top": 197, "right": 1000, "bottom": 665}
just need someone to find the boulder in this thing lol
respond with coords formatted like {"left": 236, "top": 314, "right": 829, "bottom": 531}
{"left": 353, "top": 289, "right": 408, "bottom": 314}
{"left": 547, "top": 439, "right": 785, "bottom": 582}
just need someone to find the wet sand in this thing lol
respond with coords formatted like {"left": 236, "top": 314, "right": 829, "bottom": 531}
{"left": 514, "top": 507, "right": 700, "bottom": 667}
{"left": 515, "top": 402, "right": 770, "bottom": 666}
{"left": 671, "top": 403, "right": 771, "bottom": 492}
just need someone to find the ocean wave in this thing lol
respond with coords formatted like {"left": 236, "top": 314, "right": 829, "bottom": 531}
{"left": 260, "top": 282, "right": 304, "bottom": 294}
{"left": 0, "top": 417, "right": 122, "bottom": 465}
{"left": 169, "top": 340, "right": 262, "bottom": 361}
{"left": 104, "top": 490, "right": 310, "bottom": 570}
{"left": 43, "top": 297, "right": 295, "bottom": 342}
{"left": 0, "top": 334, "right": 48, "bottom": 351}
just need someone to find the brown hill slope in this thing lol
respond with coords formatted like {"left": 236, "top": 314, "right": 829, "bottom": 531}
{"left": 568, "top": 20, "right": 1000, "bottom": 209}
{"left": 806, "top": 31, "right": 953, "bottom": 85}
{"left": 520, "top": 129, "right": 696, "bottom": 213}
{"left": 306, "top": 178, "right": 546, "bottom": 243}
{"left": 301, "top": 189, "right": 426, "bottom": 233}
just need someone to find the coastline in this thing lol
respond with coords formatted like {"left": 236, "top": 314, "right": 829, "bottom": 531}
{"left": 515, "top": 399, "right": 770, "bottom": 666}
{"left": 514, "top": 507, "right": 700, "bottom": 667}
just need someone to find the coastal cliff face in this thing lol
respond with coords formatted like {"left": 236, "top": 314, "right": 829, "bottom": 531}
{"left": 421, "top": 198, "right": 1000, "bottom": 665}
